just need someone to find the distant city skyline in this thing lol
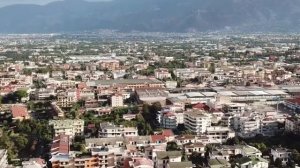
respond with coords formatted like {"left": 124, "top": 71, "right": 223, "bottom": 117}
{"left": 0, "top": 0, "right": 110, "bottom": 7}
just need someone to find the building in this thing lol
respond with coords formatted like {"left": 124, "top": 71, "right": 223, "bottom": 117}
{"left": 56, "top": 90, "right": 77, "bottom": 108}
{"left": 11, "top": 104, "right": 30, "bottom": 121}
{"left": 167, "top": 161, "right": 193, "bottom": 168}
{"left": 135, "top": 88, "right": 168, "bottom": 106}
{"left": 206, "top": 126, "right": 235, "bottom": 143}
{"left": 87, "top": 79, "right": 165, "bottom": 91}
{"left": 111, "top": 93, "right": 124, "bottom": 107}
{"left": 184, "top": 110, "right": 211, "bottom": 134}
{"left": 50, "top": 135, "right": 70, "bottom": 156}
{"left": 50, "top": 155, "right": 73, "bottom": 168}
{"left": 155, "top": 68, "right": 171, "bottom": 79}
{"left": 285, "top": 116, "right": 300, "bottom": 134}
{"left": 271, "top": 148, "right": 292, "bottom": 165}
{"left": 161, "top": 112, "right": 177, "bottom": 129}
{"left": 98, "top": 122, "right": 138, "bottom": 138}
{"left": 49, "top": 119, "right": 84, "bottom": 138}
{"left": 238, "top": 118, "right": 260, "bottom": 138}
{"left": 154, "top": 151, "right": 182, "bottom": 168}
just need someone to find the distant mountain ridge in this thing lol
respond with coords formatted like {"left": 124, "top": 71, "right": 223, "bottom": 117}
{"left": 1, "top": 0, "right": 300, "bottom": 33}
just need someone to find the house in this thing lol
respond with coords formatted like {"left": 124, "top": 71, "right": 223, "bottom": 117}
{"left": 271, "top": 148, "right": 292, "bottom": 165}
{"left": 154, "top": 151, "right": 182, "bottom": 168}
{"left": 11, "top": 104, "right": 30, "bottom": 121}
{"left": 208, "top": 158, "right": 231, "bottom": 168}
{"left": 167, "top": 161, "right": 193, "bottom": 168}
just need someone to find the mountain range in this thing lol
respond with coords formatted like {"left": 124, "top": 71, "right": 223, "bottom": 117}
{"left": 1, "top": 0, "right": 300, "bottom": 33}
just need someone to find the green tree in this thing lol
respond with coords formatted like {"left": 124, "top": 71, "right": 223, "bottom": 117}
{"left": 274, "top": 158, "right": 283, "bottom": 168}
{"left": 166, "top": 142, "right": 179, "bottom": 151}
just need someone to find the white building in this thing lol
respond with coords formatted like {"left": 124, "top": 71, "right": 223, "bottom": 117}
{"left": 271, "top": 148, "right": 292, "bottom": 165}
{"left": 206, "top": 126, "right": 235, "bottom": 143}
{"left": 98, "top": 122, "right": 138, "bottom": 138}
{"left": 184, "top": 110, "right": 211, "bottom": 134}
{"left": 49, "top": 119, "right": 84, "bottom": 138}
{"left": 155, "top": 68, "right": 171, "bottom": 80}
{"left": 111, "top": 93, "right": 124, "bottom": 107}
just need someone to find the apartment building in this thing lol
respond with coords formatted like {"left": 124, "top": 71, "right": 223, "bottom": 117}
{"left": 111, "top": 93, "right": 124, "bottom": 107}
{"left": 161, "top": 112, "right": 177, "bottom": 129}
{"left": 49, "top": 119, "right": 84, "bottom": 138}
{"left": 57, "top": 90, "right": 77, "bottom": 108}
{"left": 98, "top": 122, "right": 138, "bottom": 138}
{"left": 271, "top": 148, "right": 292, "bottom": 165}
{"left": 155, "top": 68, "right": 171, "bottom": 79}
{"left": 285, "top": 116, "right": 300, "bottom": 134}
{"left": 206, "top": 126, "right": 235, "bottom": 143}
{"left": 184, "top": 110, "right": 211, "bottom": 135}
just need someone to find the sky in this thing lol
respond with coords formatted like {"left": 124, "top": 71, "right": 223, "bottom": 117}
{"left": 0, "top": 0, "right": 110, "bottom": 7}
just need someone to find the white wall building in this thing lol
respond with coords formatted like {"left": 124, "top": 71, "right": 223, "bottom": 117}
{"left": 49, "top": 119, "right": 84, "bottom": 138}
{"left": 184, "top": 110, "right": 211, "bottom": 135}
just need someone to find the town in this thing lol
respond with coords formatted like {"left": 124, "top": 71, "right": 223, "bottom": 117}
{"left": 0, "top": 32, "right": 300, "bottom": 168}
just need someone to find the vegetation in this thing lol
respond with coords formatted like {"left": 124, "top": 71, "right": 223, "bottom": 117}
{"left": 0, "top": 120, "right": 52, "bottom": 163}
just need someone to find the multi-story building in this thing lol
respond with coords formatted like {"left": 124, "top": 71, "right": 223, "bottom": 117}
{"left": 155, "top": 68, "right": 171, "bottom": 80}
{"left": 223, "top": 103, "right": 246, "bottom": 114}
{"left": 56, "top": 90, "right": 77, "bottom": 108}
{"left": 35, "top": 88, "right": 55, "bottom": 100}
{"left": 111, "top": 93, "right": 124, "bottom": 107}
{"left": 184, "top": 110, "right": 211, "bottom": 135}
{"left": 271, "top": 148, "right": 292, "bottom": 165}
{"left": 49, "top": 119, "right": 84, "bottom": 138}
{"left": 98, "top": 59, "right": 120, "bottom": 71}
{"left": 285, "top": 116, "right": 300, "bottom": 134}
{"left": 161, "top": 112, "right": 177, "bottom": 129}
{"left": 98, "top": 122, "right": 138, "bottom": 138}
{"left": 206, "top": 126, "right": 235, "bottom": 143}
{"left": 238, "top": 118, "right": 260, "bottom": 138}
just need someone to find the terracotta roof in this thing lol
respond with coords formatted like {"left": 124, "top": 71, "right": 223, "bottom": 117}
{"left": 162, "top": 129, "right": 174, "bottom": 137}
{"left": 11, "top": 104, "right": 28, "bottom": 118}
{"left": 151, "top": 135, "right": 165, "bottom": 143}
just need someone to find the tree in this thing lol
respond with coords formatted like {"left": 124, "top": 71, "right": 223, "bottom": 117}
{"left": 208, "top": 63, "right": 215, "bottom": 74}
{"left": 274, "top": 158, "right": 283, "bottom": 168}
{"left": 166, "top": 142, "right": 179, "bottom": 151}
{"left": 14, "top": 90, "right": 28, "bottom": 102}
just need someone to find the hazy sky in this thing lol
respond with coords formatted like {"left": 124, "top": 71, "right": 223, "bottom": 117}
{"left": 0, "top": 0, "right": 110, "bottom": 7}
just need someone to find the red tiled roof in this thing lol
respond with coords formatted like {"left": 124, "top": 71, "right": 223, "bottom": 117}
{"left": 162, "top": 129, "right": 174, "bottom": 137}
{"left": 287, "top": 98, "right": 300, "bottom": 105}
{"left": 193, "top": 103, "right": 209, "bottom": 111}
{"left": 151, "top": 135, "right": 165, "bottom": 143}
{"left": 11, "top": 104, "right": 28, "bottom": 118}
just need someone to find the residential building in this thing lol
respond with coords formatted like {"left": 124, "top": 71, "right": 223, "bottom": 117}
{"left": 111, "top": 93, "right": 124, "bottom": 107}
{"left": 184, "top": 110, "right": 211, "bottom": 134}
{"left": 99, "top": 122, "right": 138, "bottom": 138}
{"left": 49, "top": 119, "right": 84, "bottom": 138}
{"left": 271, "top": 148, "right": 292, "bottom": 165}
{"left": 11, "top": 104, "right": 30, "bottom": 121}
{"left": 206, "top": 126, "right": 235, "bottom": 143}
{"left": 155, "top": 68, "right": 171, "bottom": 79}
{"left": 154, "top": 151, "right": 182, "bottom": 168}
